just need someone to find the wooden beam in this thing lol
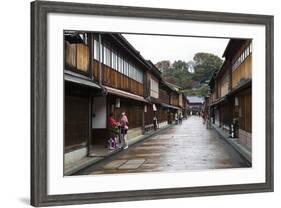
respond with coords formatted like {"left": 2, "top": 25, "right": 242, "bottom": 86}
{"left": 87, "top": 96, "right": 92, "bottom": 156}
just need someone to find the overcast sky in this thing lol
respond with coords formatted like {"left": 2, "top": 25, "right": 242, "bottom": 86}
{"left": 122, "top": 34, "right": 229, "bottom": 64}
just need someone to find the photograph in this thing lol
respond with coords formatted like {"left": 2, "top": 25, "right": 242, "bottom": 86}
{"left": 1, "top": 0, "right": 278, "bottom": 207}
{"left": 30, "top": 1, "right": 273, "bottom": 206}
{"left": 64, "top": 31, "right": 252, "bottom": 176}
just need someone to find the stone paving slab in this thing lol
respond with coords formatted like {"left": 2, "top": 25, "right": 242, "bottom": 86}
{"left": 135, "top": 153, "right": 162, "bottom": 157}
{"left": 118, "top": 159, "right": 146, "bottom": 169}
{"left": 134, "top": 146, "right": 168, "bottom": 151}
{"left": 103, "top": 160, "right": 127, "bottom": 169}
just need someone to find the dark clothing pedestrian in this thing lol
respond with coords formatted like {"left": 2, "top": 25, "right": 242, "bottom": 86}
{"left": 153, "top": 116, "right": 158, "bottom": 131}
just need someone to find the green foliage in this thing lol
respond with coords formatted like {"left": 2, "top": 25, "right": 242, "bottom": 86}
{"left": 155, "top": 60, "right": 171, "bottom": 72}
{"left": 193, "top": 53, "right": 223, "bottom": 82}
{"left": 182, "top": 84, "right": 208, "bottom": 97}
{"left": 172, "top": 60, "right": 189, "bottom": 71}
{"left": 155, "top": 52, "right": 223, "bottom": 97}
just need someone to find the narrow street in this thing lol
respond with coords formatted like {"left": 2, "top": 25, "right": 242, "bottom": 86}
{"left": 77, "top": 116, "right": 250, "bottom": 175}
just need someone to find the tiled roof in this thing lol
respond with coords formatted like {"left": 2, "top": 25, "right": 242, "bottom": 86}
{"left": 186, "top": 96, "right": 204, "bottom": 104}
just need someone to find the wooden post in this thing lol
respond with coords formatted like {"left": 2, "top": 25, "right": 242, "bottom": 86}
{"left": 87, "top": 96, "right": 92, "bottom": 157}
{"left": 142, "top": 104, "right": 145, "bottom": 134}
{"left": 89, "top": 33, "right": 94, "bottom": 80}
{"left": 98, "top": 34, "right": 102, "bottom": 85}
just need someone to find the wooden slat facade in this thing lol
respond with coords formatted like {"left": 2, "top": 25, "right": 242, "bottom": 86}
{"left": 208, "top": 39, "right": 252, "bottom": 149}
{"left": 220, "top": 101, "right": 233, "bottom": 128}
{"left": 93, "top": 62, "right": 144, "bottom": 96}
{"left": 159, "top": 88, "right": 170, "bottom": 104}
{"left": 108, "top": 96, "right": 144, "bottom": 129}
{"left": 232, "top": 54, "right": 252, "bottom": 88}
{"left": 220, "top": 71, "right": 230, "bottom": 97}
{"left": 76, "top": 44, "right": 89, "bottom": 72}
{"left": 170, "top": 94, "right": 179, "bottom": 106}
{"left": 144, "top": 105, "right": 169, "bottom": 126}
{"left": 65, "top": 41, "right": 89, "bottom": 73}
{"left": 144, "top": 104, "right": 155, "bottom": 126}
{"left": 64, "top": 94, "right": 89, "bottom": 152}
{"left": 157, "top": 107, "right": 169, "bottom": 123}
{"left": 237, "top": 90, "right": 252, "bottom": 132}
{"left": 65, "top": 41, "right": 76, "bottom": 68}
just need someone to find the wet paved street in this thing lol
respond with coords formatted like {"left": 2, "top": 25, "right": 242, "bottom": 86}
{"left": 78, "top": 116, "right": 249, "bottom": 175}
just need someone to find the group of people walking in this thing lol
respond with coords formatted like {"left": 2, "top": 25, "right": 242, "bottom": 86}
{"left": 175, "top": 113, "right": 183, "bottom": 125}
{"left": 108, "top": 112, "right": 129, "bottom": 150}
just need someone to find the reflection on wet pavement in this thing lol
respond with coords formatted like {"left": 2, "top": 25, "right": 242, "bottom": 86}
{"left": 80, "top": 116, "right": 250, "bottom": 175}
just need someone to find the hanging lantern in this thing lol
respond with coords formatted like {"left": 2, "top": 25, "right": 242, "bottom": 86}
{"left": 153, "top": 104, "right": 157, "bottom": 111}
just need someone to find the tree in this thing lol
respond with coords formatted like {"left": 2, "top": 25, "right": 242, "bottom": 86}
{"left": 155, "top": 60, "right": 171, "bottom": 73}
{"left": 172, "top": 60, "right": 189, "bottom": 71}
{"left": 192, "top": 52, "right": 223, "bottom": 83}
{"left": 157, "top": 60, "right": 187, "bottom": 87}
{"left": 156, "top": 52, "right": 222, "bottom": 97}
{"left": 197, "top": 84, "right": 209, "bottom": 97}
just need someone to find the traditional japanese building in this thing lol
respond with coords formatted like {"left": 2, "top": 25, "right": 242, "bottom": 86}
{"left": 64, "top": 31, "right": 184, "bottom": 172}
{"left": 186, "top": 96, "right": 204, "bottom": 115}
{"left": 209, "top": 39, "right": 252, "bottom": 151}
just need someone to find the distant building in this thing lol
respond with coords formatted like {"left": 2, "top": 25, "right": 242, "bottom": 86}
{"left": 186, "top": 96, "right": 204, "bottom": 115}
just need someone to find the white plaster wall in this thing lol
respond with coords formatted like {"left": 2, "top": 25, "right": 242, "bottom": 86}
{"left": 92, "top": 96, "right": 107, "bottom": 129}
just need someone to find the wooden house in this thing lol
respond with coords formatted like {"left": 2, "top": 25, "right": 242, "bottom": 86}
{"left": 209, "top": 39, "right": 252, "bottom": 150}
{"left": 144, "top": 61, "right": 183, "bottom": 129}
{"left": 64, "top": 32, "right": 102, "bottom": 169}
{"left": 64, "top": 31, "right": 185, "bottom": 169}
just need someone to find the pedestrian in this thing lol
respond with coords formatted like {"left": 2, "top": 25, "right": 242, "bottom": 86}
{"left": 108, "top": 112, "right": 120, "bottom": 149}
{"left": 205, "top": 111, "right": 210, "bottom": 129}
{"left": 120, "top": 112, "right": 129, "bottom": 149}
{"left": 153, "top": 115, "right": 158, "bottom": 131}
{"left": 175, "top": 113, "right": 178, "bottom": 125}
{"left": 202, "top": 111, "right": 206, "bottom": 125}
{"left": 168, "top": 113, "right": 171, "bottom": 124}
{"left": 179, "top": 113, "right": 183, "bottom": 124}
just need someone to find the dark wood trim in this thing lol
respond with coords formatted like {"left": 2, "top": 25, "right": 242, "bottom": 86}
{"left": 87, "top": 96, "right": 92, "bottom": 156}
{"left": 31, "top": 1, "right": 274, "bottom": 206}
{"left": 89, "top": 33, "right": 94, "bottom": 80}
{"left": 142, "top": 103, "right": 145, "bottom": 133}
{"left": 98, "top": 33, "right": 102, "bottom": 85}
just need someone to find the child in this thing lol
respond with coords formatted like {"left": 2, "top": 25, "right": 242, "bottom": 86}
{"left": 108, "top": 137, "right": 117, "bottom": 150}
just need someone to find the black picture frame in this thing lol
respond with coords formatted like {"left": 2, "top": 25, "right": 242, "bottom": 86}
{"left": 31, "top": 1, "right": 274, "bottom": 207}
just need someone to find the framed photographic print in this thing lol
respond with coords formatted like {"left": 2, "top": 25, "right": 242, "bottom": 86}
{"left": 31, "top": 0, "right": 274, "bottom": 207}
